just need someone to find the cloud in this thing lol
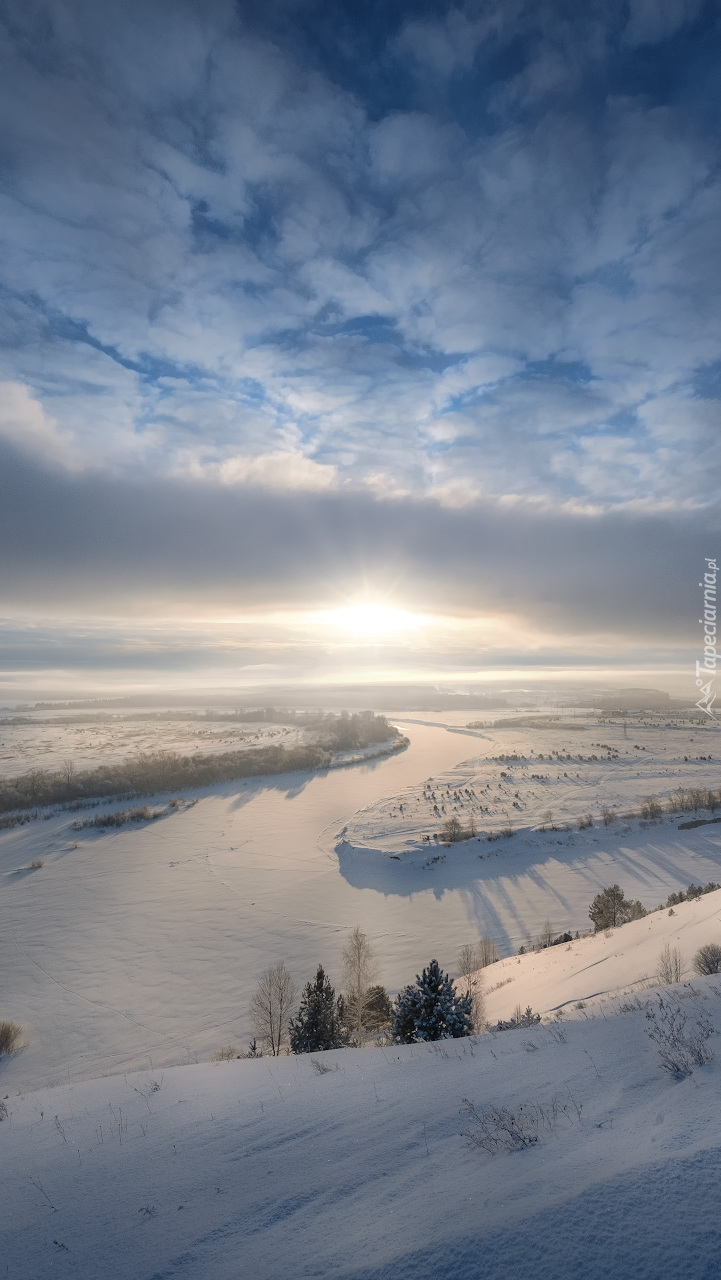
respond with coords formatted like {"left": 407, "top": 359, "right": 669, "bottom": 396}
{"left": 0, "top": 381, "right": 81, "bottom": 467}
{"left": 1, "top": 1, "right": 719, "bottom": 515}
{"left": 203, "top": 450, "right": 338, "bottom": 491}
{"left": 0, "top": 439, "right": 711, "bottom": 638}
{"left": 0, "top": 0, "right": 720, "bottom": 695}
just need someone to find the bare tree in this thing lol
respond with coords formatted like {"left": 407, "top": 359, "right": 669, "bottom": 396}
{"left": 658, "top": 944, "right": 684, "bottom": 985}
{"left": 60, "top": 759, "right": 75, "bottom": 794}
{"left": 537, "top": 920, "right": 555, "bottom": 950}
{"left": 476, "top": 936, "right": 500, "bottom": 968}
{"left": 249, "top": 962, "right": 297, "bottom": 1056}
{"left": 457, "top": 943, "right": 485, "bottom": 1032}
{"left": 341, "top": 926, "right": 377, "bottom": 1044}
{"left": 441, "top": 816, "right": 463, "bottom": 844}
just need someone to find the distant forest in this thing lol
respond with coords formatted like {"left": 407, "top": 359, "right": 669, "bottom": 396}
{"left": 0, "top": 712, "right": 399, "bottom": 815}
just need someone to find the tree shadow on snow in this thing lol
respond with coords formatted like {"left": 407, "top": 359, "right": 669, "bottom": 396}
{"left": 336, "top": 829, "right": 721, "bottom": 952}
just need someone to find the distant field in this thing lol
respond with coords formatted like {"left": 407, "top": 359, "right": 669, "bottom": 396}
{"left": 341, "top": 713, "right": 720, "bottom": 855}
{"left": 0, "top": 710, "right": 303, "bottom": 778}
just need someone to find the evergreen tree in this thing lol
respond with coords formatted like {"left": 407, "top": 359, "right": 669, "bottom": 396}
{"left": 289, "top": 965, "right": 349, "bottom": 1054}
{"left": 589, "top": 884, "right": 646, "bottom": 930}
{"left": 392, "top": 958, "right": 473, "bottom": 1043}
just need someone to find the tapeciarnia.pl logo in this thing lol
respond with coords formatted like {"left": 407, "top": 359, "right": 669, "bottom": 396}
{"left": 696, "top": 556, "right": 718, "bottom": 719}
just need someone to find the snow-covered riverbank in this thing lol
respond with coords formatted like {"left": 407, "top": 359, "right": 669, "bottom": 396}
{"left": 2, "top": 717, "right": 721, "bottom": 1092}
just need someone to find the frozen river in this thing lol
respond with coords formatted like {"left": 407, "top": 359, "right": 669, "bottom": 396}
{"left": 3, "top": 717, "right": 721, "bottom": 1088}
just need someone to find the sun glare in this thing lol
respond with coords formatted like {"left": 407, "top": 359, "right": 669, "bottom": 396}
{"left": 316, "top": 604, "right": 430, "bottom": 636}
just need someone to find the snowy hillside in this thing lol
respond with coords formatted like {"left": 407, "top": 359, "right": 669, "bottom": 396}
{"left": 481, "top": 886, "right": 721, "bottom": 1025}
{"left": 2, "top": 979, "right": 721, "bottom": 1279}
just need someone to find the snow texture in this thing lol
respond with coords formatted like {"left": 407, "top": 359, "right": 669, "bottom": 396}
{"left": 2, "top": 986, "right": 720, "bottom": 1278}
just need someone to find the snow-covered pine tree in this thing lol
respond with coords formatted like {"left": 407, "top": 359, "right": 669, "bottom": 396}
{"left": 289, "top": 965, "right": 349, "bottom": 1054}
{"left": 391, "top": 958, "right": 473, "bottom": 1043}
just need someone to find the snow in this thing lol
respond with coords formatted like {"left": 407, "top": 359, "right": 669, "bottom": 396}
{"left": 3, "top": 711, "right": 721, "bottom": 1276}
{"left": 481, "top": 887, "right": 721, "bottom": 1024}
{"left": 341, "top": 715, "right": 720, "bottom": 851}
{"left": 0, "top": 722, "right": 478, "bottom": 1091}
{"left": 2, "top": 717, "right": 721, "bottom": 1092}
{"left": 2, "top": 981, "right": 721, "bottom": 1278}
{"left": 0, "top": 713, "right": 305, "bottom": 778}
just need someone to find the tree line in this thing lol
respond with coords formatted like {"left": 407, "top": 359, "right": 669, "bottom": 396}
{"left": 0, "top": 713, "right": 398, "bottom": 814}
{"left": 588, "top": 880, "right": 720, "bottom": 930}
{"left": 247, "top": 928, "right": 501, "bottom": 1056}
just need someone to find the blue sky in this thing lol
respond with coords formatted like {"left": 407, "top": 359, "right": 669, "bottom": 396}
{"left": 0, "top": 0, "right": 719, "bottom": 694}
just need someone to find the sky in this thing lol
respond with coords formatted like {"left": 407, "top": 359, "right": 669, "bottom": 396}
{"left": 0, "top": 0, "right": 720, "bottom": 699}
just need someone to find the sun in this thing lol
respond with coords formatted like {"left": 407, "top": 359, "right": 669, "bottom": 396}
{"left": 316, "top": 603, "right": 430, "bottom": 637}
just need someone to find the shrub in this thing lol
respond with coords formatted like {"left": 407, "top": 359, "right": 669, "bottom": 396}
{"left": 77, "top": 803, "right": 164, "bottom": 829}
{"left": 601, "top": 807, "right": 617, "bottom": 826}
{"left": 537, "top": 929, "right": 573, "bottom": 951}
{"left": 495, "top": 1006, "right": 541, "bottom": 1031}
{"left": 211, "top": 1045, "right": 239, "bottom": 1061}
{"left": 311, "top": 1058, "right": 336, "bottom": 1075}
{"left": 645, "top": 997, "right": 714, "bottom": 1079}
{"left": 640, "top": 796, "right": 662, "bottom": 819}
{"left": 460, "top": 1095, "right": 581, "bottom": 1154}
{"left": 0, "top": 1021, "right": 22, "bottom": 1056}
{"left": 693, "top": 943, "right": 721, "bottom": 976}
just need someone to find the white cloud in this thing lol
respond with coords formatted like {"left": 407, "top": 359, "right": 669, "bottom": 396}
{"left": 0, "top": 382, "right": 81, "bottom": 467}
{"left": 0, "top": 0, "right": 719, "bottom": 521}
{"left": 203, "top": 450, "right": 338, "bottom": 492}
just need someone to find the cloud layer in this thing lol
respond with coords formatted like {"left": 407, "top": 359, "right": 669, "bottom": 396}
{"left": 0, "top": 0, "right": 719, "bottom": 689}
